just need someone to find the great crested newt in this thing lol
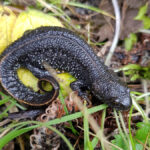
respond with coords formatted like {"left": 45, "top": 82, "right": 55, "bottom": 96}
{"left": 0, "top": 27, "right": 132, "bottom": 110}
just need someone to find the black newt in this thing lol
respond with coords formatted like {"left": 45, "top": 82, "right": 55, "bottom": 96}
{"left": 0, "top": 27, "right": 132, "bottom": 110}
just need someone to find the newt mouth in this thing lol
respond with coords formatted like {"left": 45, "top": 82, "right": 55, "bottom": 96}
{"left": 105, "top": 97, "right": 132, "bottom": 111}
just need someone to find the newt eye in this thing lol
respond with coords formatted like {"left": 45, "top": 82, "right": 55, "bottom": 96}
{"left": 119, "top": 86, "right": 126, "bottom": 94}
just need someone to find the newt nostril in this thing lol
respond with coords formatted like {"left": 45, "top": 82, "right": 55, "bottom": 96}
{"left": 113, "top": 96, "right": 132, "bottom": 110}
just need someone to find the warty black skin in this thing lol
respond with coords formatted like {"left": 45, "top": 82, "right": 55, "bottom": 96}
{"left": 0, "top": 26, "right": 132, "bottom": 110}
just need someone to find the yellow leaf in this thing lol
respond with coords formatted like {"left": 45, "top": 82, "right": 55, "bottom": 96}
{"left": 17, "top": 68, "right": 76, "bottom": 97}
{"left": 0, "top": 5, "right": 16, "bottom": 54}
{"left": 57, "top": 73, "right": 76, "bottom": 97}
{"left": 12, "top": 9, "right": 63, "bottom": 41}
{"left": 17, "top": 68, "right": 39, "bottom": 92}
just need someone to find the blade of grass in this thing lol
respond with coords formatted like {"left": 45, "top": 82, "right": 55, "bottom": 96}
{"left": 59, "top": 91, "right": 78, "bottom": 135}
{"left": 0, "top": 122, "right": 74, "bottom": 150}
{"left": 0, "top": 124, "right": 39, "bottom": 149}
{"left": 48, "top": 0, "right": 115, "bottom": 19}
{"left": 0, "top": 121, "right": 37, "bottom": 133}
{"left": 0, "top": 98, "right": 10, "bottom": 105}
{"left": 131, "top": 96, "right": 148, "bottom": 122}
{"left": 100, "top": 108, "right": 106, "bottom": 150}
{"left": 0, "top": 92, "right": 9, "bottom": 98}
{"left": 84, "top": 102, "right": 89, "bottom": 150}
{"left": 65, "top": 1, "right": 115, "bottom": 19}
{"left": 91, "top": 108, "right": 106, "bottom": 149}
{"left": 0, "top": 92, "right": 26, "bottom": 110}
{"left": 83, "top": 102, "right": 93, "bottom": 150}
{"left": 59, "top": 90, "right": 69, "bottom": 114}
{"left": 0, "top": 104, "right": 107, "bottom": 133}
{"left": 118, "top": 111, "right": 132, "bottom": 149}
{"left": 0, "top": 104, "right": 107, "bottom": 149}
{"left": 46, "top": 104, "right": 107, "bottom": 126}
{"left": 91, "top": 136, "right": 98, "bottom": 149}
{"left": 114, "top": 110, "right": 129, "bottom": 149}
{"left": 136, "top": 93, "right": 150, "bottom": 101}
{"left": 9, "top": 98, "right": 26, "bottom": 110}
{"left": 72, "top": 93, "right": 108, "bottom": 149}
{"left": 128, "top": 106, "right": 136, "bottom": 150}
{"left": 142, "top": 80, "right": 149, "bottom": 117}
{"left": 37, "top": 0, "right": 73, "bottom": 29}
{"left": 0, "top": 102, "right": 16, "bottom": 119}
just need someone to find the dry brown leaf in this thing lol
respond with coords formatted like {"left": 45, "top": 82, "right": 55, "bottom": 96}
{"left": 120, "top": 9, "right": 143, "bottom": 40}
{"left": 126, "top": 0, "right": 147, "bottom": 8}
{"left": 11, "top": 0, "right": 36, "bottom": 6}
{"left": 3, "top": 141, "right": 14, "bottom": 150}
{"left": 97, "top": 24, "right": 114, "bottom": 42}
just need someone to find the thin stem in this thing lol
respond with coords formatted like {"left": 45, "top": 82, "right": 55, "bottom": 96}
{"left": 142, "top": 80, "right": 149, "bottom": 117}
{"left": 105, "top": 0, "right": 121, "bottom": 66}
{"left": 139, "top": 29, "right": 150, "bottom": 34}
{"left": 114, "top": 110, "right": 129, "bottom": 148}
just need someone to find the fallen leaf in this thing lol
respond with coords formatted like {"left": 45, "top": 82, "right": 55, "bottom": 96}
{"left": 12, "top": 9, "right": 63, "bottom": 42}
{"left": 98, "top": 24, "right": 113, "bottom": 42}
{"left": 17, "top": 68, "right": 39, "bottom": 92}
{"left": 11, "top": 0, "right": 36, "bottom": 6}
{"left": 0, "top": 5, "right": 17, "bottom": 54}
{"left": 120, "top": 9, "right": 143, "bottom": 40}
{"left": 126, "top": 0, "right": 148, "bottom": 9}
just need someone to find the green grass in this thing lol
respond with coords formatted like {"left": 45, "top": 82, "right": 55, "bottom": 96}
{"left": 111, "top": 94, "right": 150, "bottom": 150}
{"left": 0, "top": 91, "right": 108, "bottom": 149}
{"left": 1, "top": 90, "right": 149, "bottom": 149}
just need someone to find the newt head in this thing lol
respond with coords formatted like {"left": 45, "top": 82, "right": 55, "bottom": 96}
{"left": 92, "top": 80, "right": 132, "bottom": 110}
{"left": 108, "top": 87, "right": 132, "bottom": 110}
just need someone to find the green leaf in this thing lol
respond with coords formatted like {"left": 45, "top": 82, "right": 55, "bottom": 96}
{"left": 0, "top": 125, "right": 39, "bottom": 149}
{"left": 142, "top": 16, "right": 150, "bottom": 29}
{"left": 120, "top": 64, "right": 150, "bottom": 80}
{"left": 111, "top": 134, "right": 128, "bottom": 150}
{"left": 135, "top": 143, "right": 143, "bottom": 150}
{"left": 135, "top": 4, "right": 148, "bottom": 20}
{"left": 122, "top": 64, "right": 141, "bottom": 70}
{"left": 135, "top": 3, "right": 150, "bottom": 29}
{"left": 91, "top": 137, "right": 99, "bottom": 149}
{"left": 124, "top": 33, "right": 137, "bottom": 51}
{"left": 134, "top": 122, "right": 150, "bottom": 148}
{"left": 130, "top": 74, "right": 140, "bottom": 81}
